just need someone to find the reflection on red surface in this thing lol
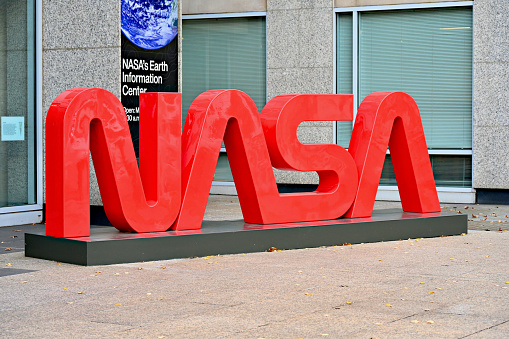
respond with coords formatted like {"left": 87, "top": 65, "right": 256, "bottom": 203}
{"left": 346, "top": 92, "right": 440, "bottom": 218}
{"left": 46, "top": 88, "right": 440, "bottom": 238}
{"left": 45, "top": 89, "right": 181, "bottom": 237}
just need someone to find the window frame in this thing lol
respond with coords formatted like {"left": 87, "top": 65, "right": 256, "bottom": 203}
{"left": 0, "top": 0, "right": 43, "bottom": 220}
{"left": 333, "top": 1, "right": 475, "bottom": 200}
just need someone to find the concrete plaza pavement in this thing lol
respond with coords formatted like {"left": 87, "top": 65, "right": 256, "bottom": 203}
{"left": 0, "top": 195, "right": 508, "bottom": 338}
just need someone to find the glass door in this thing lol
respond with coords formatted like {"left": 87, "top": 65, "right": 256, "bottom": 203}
{"left": 0, "top": 0, "right": 41, "bottom": 226}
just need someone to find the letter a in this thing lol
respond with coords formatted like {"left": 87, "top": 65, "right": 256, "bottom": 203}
{"left": 345, "top": 91, "right": 440, "bottom": 218}
{"left": 45, "top": 88, "right": 181, "bottom": 237}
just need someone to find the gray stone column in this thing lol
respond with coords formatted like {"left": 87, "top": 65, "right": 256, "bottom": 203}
{"left": 472, "top": 0, "right": 509, "bottom": 189}
{"left": 266, "top": 0, "right": 335, "bottom": 184}
{"left": 42, "top": 0, "right": 121, "bottom": 205}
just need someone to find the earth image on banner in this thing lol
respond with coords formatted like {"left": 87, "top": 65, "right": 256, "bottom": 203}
{"left": 121, "top": 0, "right": 178, "bottom": 50}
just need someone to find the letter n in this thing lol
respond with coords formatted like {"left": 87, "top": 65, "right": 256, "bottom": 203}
{"left": 345, "top": 91, "right": 440, "bottom": 218}
{"left": 45, "top": 88, "right": 181, "bottom": 237}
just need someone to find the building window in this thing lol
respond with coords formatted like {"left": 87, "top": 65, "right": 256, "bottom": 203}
{"left": 182, "top": 15, "right": 266, "bottom": 182}
{"left": 336, "top": 5, "right": 473, "bottom": 188}
{"left": 0, "top": 0, "right": 38, "bottom": 208}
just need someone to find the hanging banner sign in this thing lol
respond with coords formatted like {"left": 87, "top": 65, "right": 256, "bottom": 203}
{"left": 120, "top": 0, "right": 178, "bottom": 155}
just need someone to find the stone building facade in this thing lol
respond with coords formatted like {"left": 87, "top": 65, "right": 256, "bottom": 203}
{"left": 0, "top": 0, "right": 508, "bottom": 226}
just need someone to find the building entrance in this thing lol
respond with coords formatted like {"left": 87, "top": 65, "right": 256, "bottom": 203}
{"left": 0, "top": 0, "right": 41, "bottom": 226}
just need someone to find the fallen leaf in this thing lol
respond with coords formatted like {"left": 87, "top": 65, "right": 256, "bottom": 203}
{"left": 304, "top": 293, "right": 313, "bottom": 296}
{"left": 20, "top": 281, "right": 28, "bottom": 283}
{"left": 410, "top": 320, "right": 420, "bottom": 323}
{"left": 77, "top": 292, "right": 84, "bottom": 294}
{"left": 419, "top": 282, "right": 425, "bottom": 285}
{"left": 4, "top": 248, "right": 12, "bottom": 251}
{"left": 115, "top": 303, "right": 122, "bottom": 306}
{"left": 267, "top": 247, "right": 277, "bottom": 252}
{"left": 384, "top": 304, "right": 392, "bottom": 307}
{"left": 429, "top": 291, "right": 435, "bottom": 294}
{"left": 429, "top": 301, "right": 435, "bottom": 303}
{"left": 6, "top": 263, "right": 12, "bottom": 267}
{"left": 427, "top": 320, "right": 435, "bottom": 324}
{"left": 346, "top": 302, "right": 352, "bottom": 305}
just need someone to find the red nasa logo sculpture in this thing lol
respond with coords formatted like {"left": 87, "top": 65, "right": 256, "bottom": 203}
{"left": 45, "top": 88, "right": 440, "bottom": 238}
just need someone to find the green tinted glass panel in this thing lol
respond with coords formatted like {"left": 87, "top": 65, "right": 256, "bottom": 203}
{"left": 359, "top": 7, "right": 472, "bottom": 149}
{"left": 380, "top": 155, "right": 472, "bottom": 188}
{"left": 336, "top": 13, "right": 353, "bottom": 148}
{"left": 182, "top": 17, "right": 266, "bottom": 182}
{"left": 182, "top": 17, "right": 266, "bottom": 121}
{"left": 213, "top": 153, "right": 234, "bottom": 182}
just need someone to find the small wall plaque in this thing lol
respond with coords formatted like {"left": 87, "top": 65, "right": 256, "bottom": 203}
{"left": 1, "top": 116, "right": 25, "bottom": 141}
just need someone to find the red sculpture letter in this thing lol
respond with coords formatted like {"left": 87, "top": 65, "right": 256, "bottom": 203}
{"left": 260, "top": 94, "right": 358, "bottom": 221}
{"left": 346, "top": 91, "right": 440, "bottom": 218}
{"left": 46, "top": 88, "right": 181, "bottom": 237}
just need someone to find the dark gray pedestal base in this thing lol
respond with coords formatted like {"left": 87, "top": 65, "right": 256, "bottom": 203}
{"left": 25, "top": 209, "right": 467, "bottom": 266}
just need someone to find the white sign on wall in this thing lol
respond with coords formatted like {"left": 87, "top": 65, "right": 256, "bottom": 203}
{"left": 1, "top": 116, "right": 25, "bottom": 141}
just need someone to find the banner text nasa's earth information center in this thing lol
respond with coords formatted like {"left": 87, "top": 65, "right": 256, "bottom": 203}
{"left": 121, "top": 0, "right": 178, "bottom": 155}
